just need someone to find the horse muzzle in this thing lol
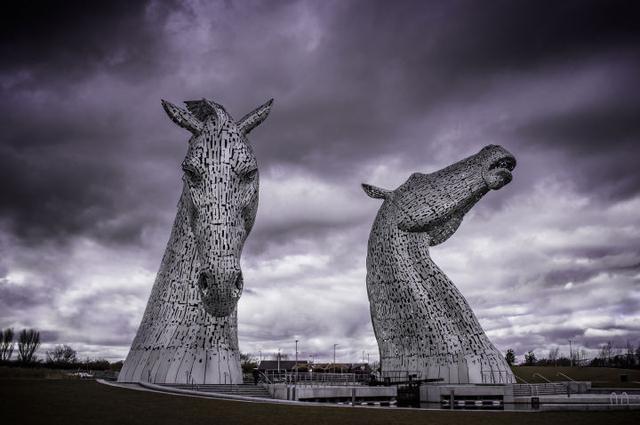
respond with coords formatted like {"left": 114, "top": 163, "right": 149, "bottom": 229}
{"left": 481, "top": 148, "right": 516, "bottom": 190}
{"left": 197, "top": 270, "right": 244, "bottom": 317}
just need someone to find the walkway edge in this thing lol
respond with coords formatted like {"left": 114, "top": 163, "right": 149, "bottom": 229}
{"left": 96, "top": 380, "right": 539, "bottom": 413}
{"left": 98, "top": 380, "right": 352, "bottom": 408}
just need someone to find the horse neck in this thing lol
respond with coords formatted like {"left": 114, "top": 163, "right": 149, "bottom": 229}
{"left": 159, "top": 190, "right": 198, "bottom": 283}
{"left": 368, "top": 204, "right": 433, "bottom": 277}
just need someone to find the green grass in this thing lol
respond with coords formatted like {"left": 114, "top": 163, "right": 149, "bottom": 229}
{"left": 512, "top": 366, "right": 640, "bottom": 388}
{"left": 0, "top": 379, "right": 638, "bottom": 425}
{"left": 0, "top": 366, "right": 74, "bottom": 380}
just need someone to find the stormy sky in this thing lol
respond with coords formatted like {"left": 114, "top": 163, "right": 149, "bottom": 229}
{"left": 1, "top": 0, "right": 639, "bottom": 363}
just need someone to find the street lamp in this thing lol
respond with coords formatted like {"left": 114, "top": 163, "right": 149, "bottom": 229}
{"left": 333, "top": 343, "right": 338, "bottom": 372}
{"left": 569, "top": 339, "right": 573, "bottom": 367}
{"left": 295, "top": 339, "right": 299, "bottom": 383}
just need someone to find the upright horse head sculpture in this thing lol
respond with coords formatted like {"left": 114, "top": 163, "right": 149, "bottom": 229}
{"left": 119, "top": 98, "right": 272, "bottom": 384}
{"left": 162, "top": 98, "right": 270, "bottom": 317}
{"left": 363, "top": 145, "right": 517, "bottom": 384}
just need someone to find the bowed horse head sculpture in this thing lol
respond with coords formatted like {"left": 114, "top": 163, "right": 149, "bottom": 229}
{"left": 363, "top": 144, "right": 516, "bottom": 243}
{"left": 162, "top": 98, "right": 272, "bottom": 317}
{"left": 362, "top": 144, "right": 517, "bottom": 384}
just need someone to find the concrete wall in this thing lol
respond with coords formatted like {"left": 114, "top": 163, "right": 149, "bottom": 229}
{"left": 266, "top": 383, "right": 396, "bottom": 401}
{"left": 421, "top": 384, "right": 513, "bottom": 403}
{"left": 567, "top": 381, "right": 591, "bottom": 393}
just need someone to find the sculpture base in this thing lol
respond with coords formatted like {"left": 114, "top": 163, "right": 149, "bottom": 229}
{"left": 381, "top": 353, "right": 514, "bottom": 385}
{"left": 118, "top": 346, "right": 242, "bottom": 384}
{"left": 421, "top": 383, "right": 516, "bottom": 406}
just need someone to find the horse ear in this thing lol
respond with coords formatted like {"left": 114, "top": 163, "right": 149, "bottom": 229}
{"left": 237, "top": 99, "right": 273, "bottom": 135}
{"left": 362, "top": 183, "right": 391, "bottom": 199}
{"left": 161, "top": 100, "right": 203, "bottom": 134}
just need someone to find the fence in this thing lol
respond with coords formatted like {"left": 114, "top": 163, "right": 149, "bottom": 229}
{"left": 512, "top": 382, "right": 568, "bottom": 397}
{"left": 260, "top": 370, "right": 370, "bottom": 386}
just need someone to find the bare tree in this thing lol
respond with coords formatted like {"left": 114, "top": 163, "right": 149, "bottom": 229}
{"left": 239, "top": 352, "right": 258, "bottom": 373}
{"left": 612, "top": 342, "right": 623, "bottom": 358}
{"left": 17, "top": 329, "right": 40, "bottom": 363}
{"left": 240, "top": 352, "right": 255, "bottom": 364}
{"left": 505, "top": 349, "right": 516, "bottom": 366}
{"left": 577, "top": 348, "right": 588, "bottom": 365}
{"left": 599, "top": 341, "right": 613, "bottom": 365}
{"left": 548, "top": 347, "right": 560, "bottom": 366}
{"left": 0, "top": 328, "right": 15, "bottom": 361}
{"left": 625, "top": 340, "right": 635, "bottom": 367}
{"left": 524, "top": 350, "right": 537, "bottom": 366}
{"left": 46, "top": 344, "right": 77, "bottom": 364}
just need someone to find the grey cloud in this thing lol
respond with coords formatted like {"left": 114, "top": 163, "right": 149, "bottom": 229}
{"left": 0, "top": 281, "right": 49, "bottom": 310}
{"left": 1, "top": 0, "right": 639, "bottom": 361}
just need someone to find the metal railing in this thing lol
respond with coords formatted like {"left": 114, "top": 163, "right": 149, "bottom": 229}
{"left": 259, "top": 371, "right": 369, "bottom": 386}
{"left": 512, "top": 382, "right": 568, "bottom": 397}
{"left": 513, "top": 373, "right": 529, "bottom": 384}
{"left": 380, "top": 370, "right": 422, "bottom": 384}
{"left": 533, "top": 372, "right": 552, "bottom": 383}
{"left": 610, "top": 392, "right": 630, "bottom": 406}
{"left": 556, "top": 372, "right": 576, "bottom": 382}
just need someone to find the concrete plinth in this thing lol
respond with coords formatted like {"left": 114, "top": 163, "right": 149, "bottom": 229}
{"left": 421, "top": 384, "right": 514, "bottom": 404}
{"left": 266, "top": 384, "right": 397, "bottom": 402}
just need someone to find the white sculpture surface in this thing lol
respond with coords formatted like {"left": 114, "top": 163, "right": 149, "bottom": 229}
{"left": 362, "top": 145, "right": 516, "bottom": 384}
{"left": 119, "top": 98, "right": 272, "bottom": 384}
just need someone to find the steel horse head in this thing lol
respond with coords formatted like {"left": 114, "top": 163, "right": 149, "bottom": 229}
{"left": 161, "top": 97, "right": 272, "bottom": 317}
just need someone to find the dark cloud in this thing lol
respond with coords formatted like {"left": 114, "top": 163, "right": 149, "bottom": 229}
{"left": 1, "top": 0, "right": 639, "bottom": 360}
{"left": 0, "top": 0, "right": 180, "bottom": 82}
{"left": 428, "top": 0, "right": 640, "bottom": 72}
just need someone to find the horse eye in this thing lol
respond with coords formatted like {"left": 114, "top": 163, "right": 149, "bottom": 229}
{"left": 244, "top": 169, "right": 258, "bottom": 180}
{"left": 182, "top": 165, "right": 202, "bottom": 184}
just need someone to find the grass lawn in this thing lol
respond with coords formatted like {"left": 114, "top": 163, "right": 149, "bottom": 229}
{"left": 511, "top": 366, "right": 640, "bottom": 387}
{"left": 0, "top": 378, "right": 638, "bottom": 425}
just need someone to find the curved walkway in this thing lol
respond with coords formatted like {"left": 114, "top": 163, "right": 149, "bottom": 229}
{"left": 100, "top": 380, "right": 302, "bottom": 405}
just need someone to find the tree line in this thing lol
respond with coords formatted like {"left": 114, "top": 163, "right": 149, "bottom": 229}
{"left": 5, "top": 326, "right": 640, "bottom": 371}
{"left": 0, "top": 328, "right": 122, "bottom": 371}
{"left": 1, "top": 328, "right": 40, "bottom": 363}
{"left": 505, "top": 340, "right": 640, "bottom": 368}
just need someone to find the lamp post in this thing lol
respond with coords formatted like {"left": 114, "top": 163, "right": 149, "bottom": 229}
{"left": 333, "top": 344, "right": 338, "bottom": 372}
{"left": 569, "top": 339, "right": 573, "bottom": 367}
{"left": 295, "top": 339, "right": 299, "bottom": 383}
{"left": 277, "top": 348, "right": 281, "bottom": 373}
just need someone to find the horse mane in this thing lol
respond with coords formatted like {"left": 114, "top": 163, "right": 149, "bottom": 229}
{"left": 184, "top": 99, "right": 229, "bottom": 122}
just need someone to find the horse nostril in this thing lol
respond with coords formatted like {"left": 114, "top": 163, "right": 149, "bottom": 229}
{"left": 234, "top": 272, "right": 244, "bottom": 291}
{"left": 198, "top": 273, "right": 210, "bottom": 291}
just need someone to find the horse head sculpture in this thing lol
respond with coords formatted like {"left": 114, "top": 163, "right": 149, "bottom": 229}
{"left": 362, "top": 144, "right": 517, "bottom": 384}
{"left": 161, "top": 98, "right": 272, "bottom": 317}
{"left": 119, "top": 98, "right": 273, "bottom": 384}
{"left": 363, "top": 145, "right": 516, "bottom": 245}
